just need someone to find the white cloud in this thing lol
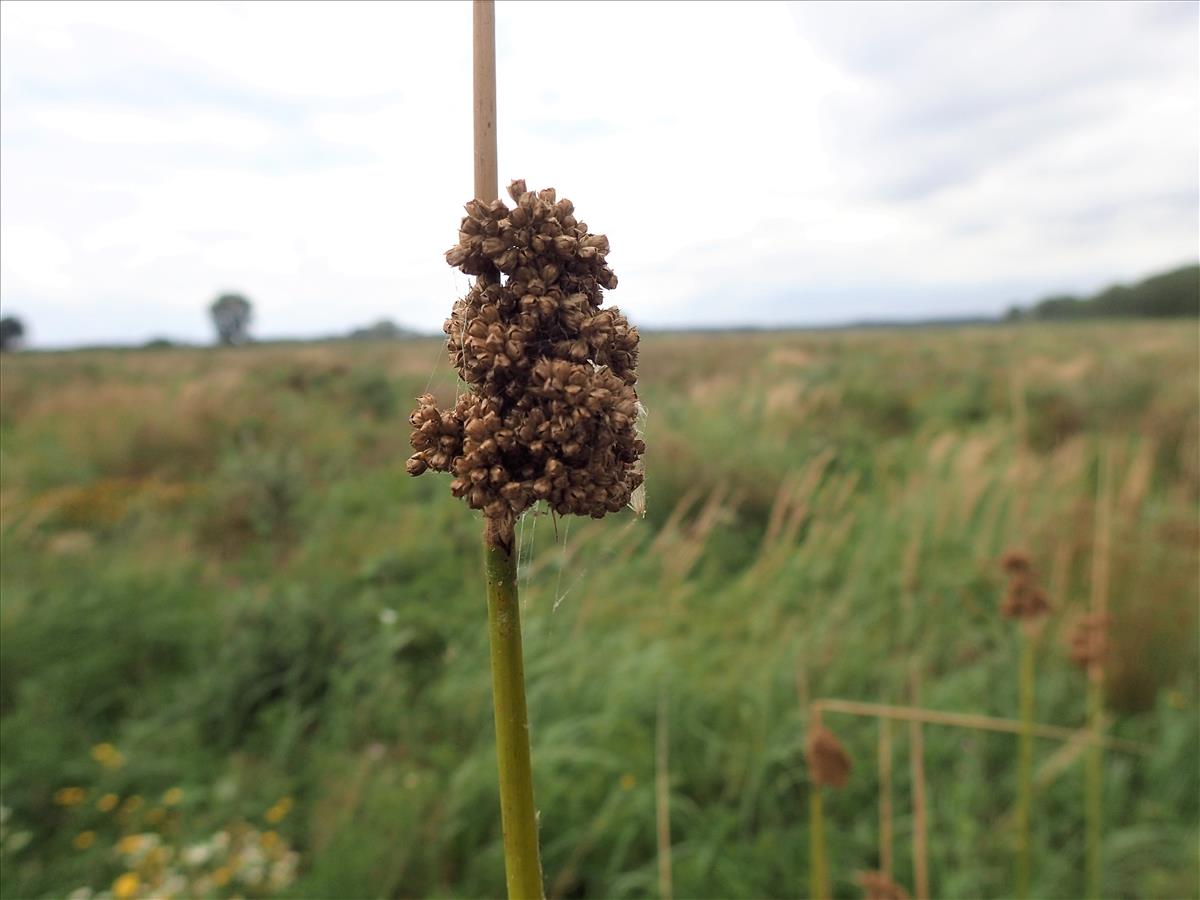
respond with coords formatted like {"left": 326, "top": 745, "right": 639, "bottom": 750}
{"left": 0, "top": 224, "right": 75, "bottom": 293}
{"left": 0, "top": 0, "right": 1196, "bottom": 345}
{"left": 33, "top": 107, "right": 276, "bottom": 149}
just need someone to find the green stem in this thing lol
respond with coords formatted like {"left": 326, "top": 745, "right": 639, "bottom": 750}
{"left": 484, "top": 536, "right": 544, "bottom": 899}
{"left": 1085, "top": 677, "right": 1104, "bottom": 900}
{"left": 1085, "top": 447, "right": 1110, "bottom": 900}
{"left": 1016, "top": 631, "right": 1035, "bottom": 899}
{"left": 879, "top": 716, "right": 894, "bottom": 878}
{"left": 810, "top": 786, "right": 828, "bottom": 900}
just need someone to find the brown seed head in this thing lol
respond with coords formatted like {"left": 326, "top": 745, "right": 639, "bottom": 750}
{"left": 409, "top": 183, "right": 643, "bottom": 538}
{"left": 1000, "top": 549, "right": 1033, "bottom": 576}
{"left": 999, "top": 549, "right": 1051, "bottom": 622}
{"left": 1066, "top": 612, "right": 1111, "bottom": 670}
{"left": 855, "top": 871, "right": 911, "bottom": 900}
{"left": 806, "top": 725, "right": 852, "bottom": 789}
{"left": 1001, "top": 582, "right": 1051, "bottom": 621}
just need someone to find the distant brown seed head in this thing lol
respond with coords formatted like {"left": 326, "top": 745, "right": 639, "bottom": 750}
{"left": 1066, "top": 612, "right": 1111, "bottom": 670}
{"left": 1001, "top": 582, "right": 1051, "bottom": 621}
{"left": 407, "top": 181, "right": 643, "bottom": 538}
{"left": 806, "top": 724, "right": 852, "bottom": 789}
{"left": 1000, "top": 549, "right": 1033, "bottom": 576}
{"left": 855, "top": 871, "right": 912, "bottom": 900}
{"left": 999, "top": 549, "right": 1051, "bottom": 622}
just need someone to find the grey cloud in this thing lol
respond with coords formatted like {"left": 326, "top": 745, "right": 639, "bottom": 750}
{"left": 868, "top": 91, "right": 1113, "bottom": 202}
{"left": 796, "top": 1, "right": 1198, "bottom": 202}
{"left": 2, "top": 1, "right": 1197, "bottom": 345}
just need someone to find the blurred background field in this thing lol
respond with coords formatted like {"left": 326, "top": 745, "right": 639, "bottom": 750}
{"left": 1, "top": 321, "right": 1196, "bottom": 899}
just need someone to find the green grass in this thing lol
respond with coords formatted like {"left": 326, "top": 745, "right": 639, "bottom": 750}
{"left": 0, "top": 322, "right": 1196, "bottom": 899}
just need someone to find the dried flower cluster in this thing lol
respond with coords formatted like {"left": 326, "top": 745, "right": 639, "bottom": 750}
{"left": 999, "top": 550, "right": 1050, "bottom": 622}
{"left": 806, "top": 724, "right": 852, "bottom": 789}
{"left": 1066, "top": 612, "right": 1111, "bottom": 670}
{"left": 407, "top": 180, "right": 643, "bottom": 533}
{"left": 855, "top": 871, "right": 912, "bottom": 900}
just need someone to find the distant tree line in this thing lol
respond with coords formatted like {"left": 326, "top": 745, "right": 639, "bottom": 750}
{"left": 206, "top": 293, "right": 418, "bottom": 345}
{"left": 346, "top": 319, "right": 417, "bottom": 341}
{"left": 10, "top": 263, "right": 1194, "bottom": 353}
{"left": 2, "top": 295, "right": 416, "bottom": 351}
{"left": 1007, "top": 263, "right": 1199, "bottom": 321}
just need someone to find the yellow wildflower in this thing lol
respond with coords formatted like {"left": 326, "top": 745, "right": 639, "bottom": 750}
{"left": 619, "top": 774, "right": 636, "bottom": 791}
{"left": 261, "top": 830, "right": 280, "bottom": 850}
{"left": 117, "top": 834, "right": 146, "bottom": 855}
{"left": 120, "top": 795, "right": 143, "bottom": 815}
{"left": 112, "top": 872, "right": 140, "bottom": 899}
{"left": 54, "top": 787, "right": 86, "bottom": 806}
{"left": 264, "top": 796, "right": 293, "bottom": 823}
{"left": 161, "top": 787, "right": 184, "bottom": 806}
{"left": 212, "top": 867, "right": 233, "bottom": 887}
{"left": 91, "top": 743, "right": 125, "bottom": 770}
{"left": 97, "top": 793, "right": 120, "bottom": 812}
{"left": 73, "top": 830, "right": 96, "bottom": 850}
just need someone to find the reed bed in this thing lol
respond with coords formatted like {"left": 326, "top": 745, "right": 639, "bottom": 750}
{"left": 0, "top": 323, "right": 1195, "bottom": 899}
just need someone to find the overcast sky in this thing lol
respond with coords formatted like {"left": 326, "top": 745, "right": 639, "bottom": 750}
{"left": 1, "top": 1, "right": 1196, "bottom": 347}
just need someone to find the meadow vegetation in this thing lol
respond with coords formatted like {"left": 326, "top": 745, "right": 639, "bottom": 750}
{"left": 0, "top": 322, "right": 1196, "bottom": 899}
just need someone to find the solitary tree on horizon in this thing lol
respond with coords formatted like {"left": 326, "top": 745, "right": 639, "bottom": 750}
{"left": 0, "top": 316, "right": 26, "bottom": 351}
{"left": 209, "top": 293, "right": 253, "bottom": 346}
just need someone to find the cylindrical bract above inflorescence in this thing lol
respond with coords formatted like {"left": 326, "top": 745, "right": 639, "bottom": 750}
{"left": 407, "top": 180, "right": 644, "bottom": 531}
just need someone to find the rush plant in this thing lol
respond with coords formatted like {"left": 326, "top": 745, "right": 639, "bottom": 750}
{"left": 405, "top": 7, "right": 643, "bottom": 895}
{"left": 407, "top": 181, "right": 643, "bottom": 898}
{"left": 998, "top": 549, "right": 1051, "bottom": 900}
{"left": 1077, "top": 449, "right": 1114, "bottom": 900}
{"left": 805, "top": 715, "right": 851, "bottom": 900}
